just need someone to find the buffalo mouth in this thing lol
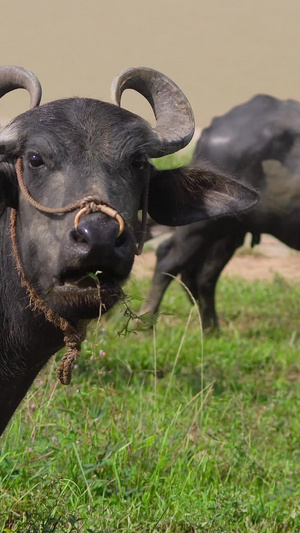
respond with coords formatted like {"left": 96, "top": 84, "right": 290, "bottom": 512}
{"left": 48, "top": 268, "right": 124, "bottom": 320}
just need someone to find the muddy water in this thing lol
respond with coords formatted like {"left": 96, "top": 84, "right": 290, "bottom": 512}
{"left": 1, "top": 0, "right": 300, "bottom": 127}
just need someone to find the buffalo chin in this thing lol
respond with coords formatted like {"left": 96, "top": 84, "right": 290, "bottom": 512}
{"left": 46, "top": 281, "right": 122, "bottom": 320}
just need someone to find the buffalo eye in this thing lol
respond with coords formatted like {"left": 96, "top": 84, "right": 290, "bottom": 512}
{"left": 28, "top": 153, "right": 44, "bottom": 168}
{"left": 130, "top": 154, "right": 149, "bottom": 171}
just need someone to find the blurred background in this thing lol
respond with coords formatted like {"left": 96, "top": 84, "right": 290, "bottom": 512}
{"left": 1, "top": 0, "right": 300, "bottom": 128}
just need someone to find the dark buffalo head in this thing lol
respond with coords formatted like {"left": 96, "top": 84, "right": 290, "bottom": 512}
{"left": 0, "top": 66, "right": 258, "bottom": 322}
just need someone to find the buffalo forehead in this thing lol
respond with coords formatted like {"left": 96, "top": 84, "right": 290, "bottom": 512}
{"left": 18, "top": 98, "right": 150, "bottom": 159}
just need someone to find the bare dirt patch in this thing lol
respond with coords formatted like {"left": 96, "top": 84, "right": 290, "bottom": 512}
{"left": 132, "top": 234, "right": 300, "bottom": 282}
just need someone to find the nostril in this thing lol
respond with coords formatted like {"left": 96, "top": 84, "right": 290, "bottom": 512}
{"left": 115, "top": 232, "right": 126, "bottom": 248}
{"left": 70, "top": 225, "right": 126, "bottom": 249}
{"left": 70, "top": 228, "right": 88, "bottom": 244}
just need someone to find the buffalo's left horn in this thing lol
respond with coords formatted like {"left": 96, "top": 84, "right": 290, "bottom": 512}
{"left": 111, "top": 67, "right": 195, "bottom": 158}
{"left": 0, "top": 65, "right": 42, "bottom": 109}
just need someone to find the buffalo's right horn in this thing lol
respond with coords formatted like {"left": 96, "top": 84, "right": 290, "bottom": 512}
{"left": 0, "top": 65, "right": 42, "bottom": 109}
{"left": 111, "top": 67, "right": 195, "bottom": 158}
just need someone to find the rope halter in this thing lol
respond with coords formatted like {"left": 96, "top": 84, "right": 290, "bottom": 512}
{"left": 11, "top": 156, "right": 129, "bottom": 384}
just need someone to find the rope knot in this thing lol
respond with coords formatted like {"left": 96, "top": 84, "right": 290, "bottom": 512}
{"left": 56, "top": 321, "right": 88, "bottom": 385}
{"left": 79, "top": 196, "right": 100, "bottom": 209}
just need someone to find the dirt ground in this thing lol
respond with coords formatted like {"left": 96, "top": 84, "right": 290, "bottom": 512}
{"left": 132, "top": 234, "right": 300, "bottom": 282}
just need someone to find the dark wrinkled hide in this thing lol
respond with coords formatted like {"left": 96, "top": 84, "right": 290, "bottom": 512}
{"left": 142, "top": 94, "right": 300, "bottom": 328}
{"left": 0, "top": 82, "right": 258, "bottom": 434}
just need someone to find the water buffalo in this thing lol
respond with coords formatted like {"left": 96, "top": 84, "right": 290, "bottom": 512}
{"left": 0, "top": 66, "right": 258, "bottom": 434}
{"left": 141, "top": 94, "right": 300, "bottom": 329}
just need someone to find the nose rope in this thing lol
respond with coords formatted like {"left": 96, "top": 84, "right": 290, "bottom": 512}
{"left": 11, "top": 157, "right": 129, "bottom": 385}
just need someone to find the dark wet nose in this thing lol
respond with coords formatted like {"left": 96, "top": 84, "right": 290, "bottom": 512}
{"left": 76, "top": 214, "right": 120, "bottom": 247}
{"left": 67, "top": 212, "right": 135, "bottom": 278}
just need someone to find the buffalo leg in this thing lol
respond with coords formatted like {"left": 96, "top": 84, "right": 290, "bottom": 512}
{"left": 191, "top": 234, "right": 244, "bottom": 329}
{"left": 139, "top": 225, "right": 210, "bottom": 319}
{"left": 139, "top": 236, "right": 180, "bottom": 318}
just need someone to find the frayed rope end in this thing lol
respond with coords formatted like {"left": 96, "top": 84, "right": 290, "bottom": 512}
{"left": 56, "top": 346, "right": 80, "bottom": 385}
{"left": 56, "top": 322, "right": 87, "bottom": 385}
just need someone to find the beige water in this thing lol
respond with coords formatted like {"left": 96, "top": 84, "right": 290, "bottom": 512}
{"left": 1, "top": 0, "right": 300, "bottom": 128}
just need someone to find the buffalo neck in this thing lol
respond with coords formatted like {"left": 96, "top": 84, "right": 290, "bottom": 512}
{"left": 0, "top": 209, "right": 64, "bottom": 434}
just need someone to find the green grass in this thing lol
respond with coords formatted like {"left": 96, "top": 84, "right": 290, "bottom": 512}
{"left": 152, "top": 148, "right": 194, "bottom": 170}
{"left": 1, "top": 274, "right": 300, "bottom": 532}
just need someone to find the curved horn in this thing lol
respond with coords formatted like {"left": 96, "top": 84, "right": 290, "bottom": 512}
{"left": 111, "top": 67, "right": 195, "bottom": 157}
{"left": 0, "top": 65, "right": 42, "bottom": 109}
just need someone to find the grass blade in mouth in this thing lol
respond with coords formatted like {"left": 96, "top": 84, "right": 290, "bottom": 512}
{"left": 86, "top": 270, "right": 103, "bottom": 283}
{"left": 60, "top": 271, "right": 104, "bottom": 289}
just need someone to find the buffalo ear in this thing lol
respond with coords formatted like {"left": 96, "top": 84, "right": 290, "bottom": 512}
{"left": 147, "top": 165, "right": 259, "bottom": 226}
